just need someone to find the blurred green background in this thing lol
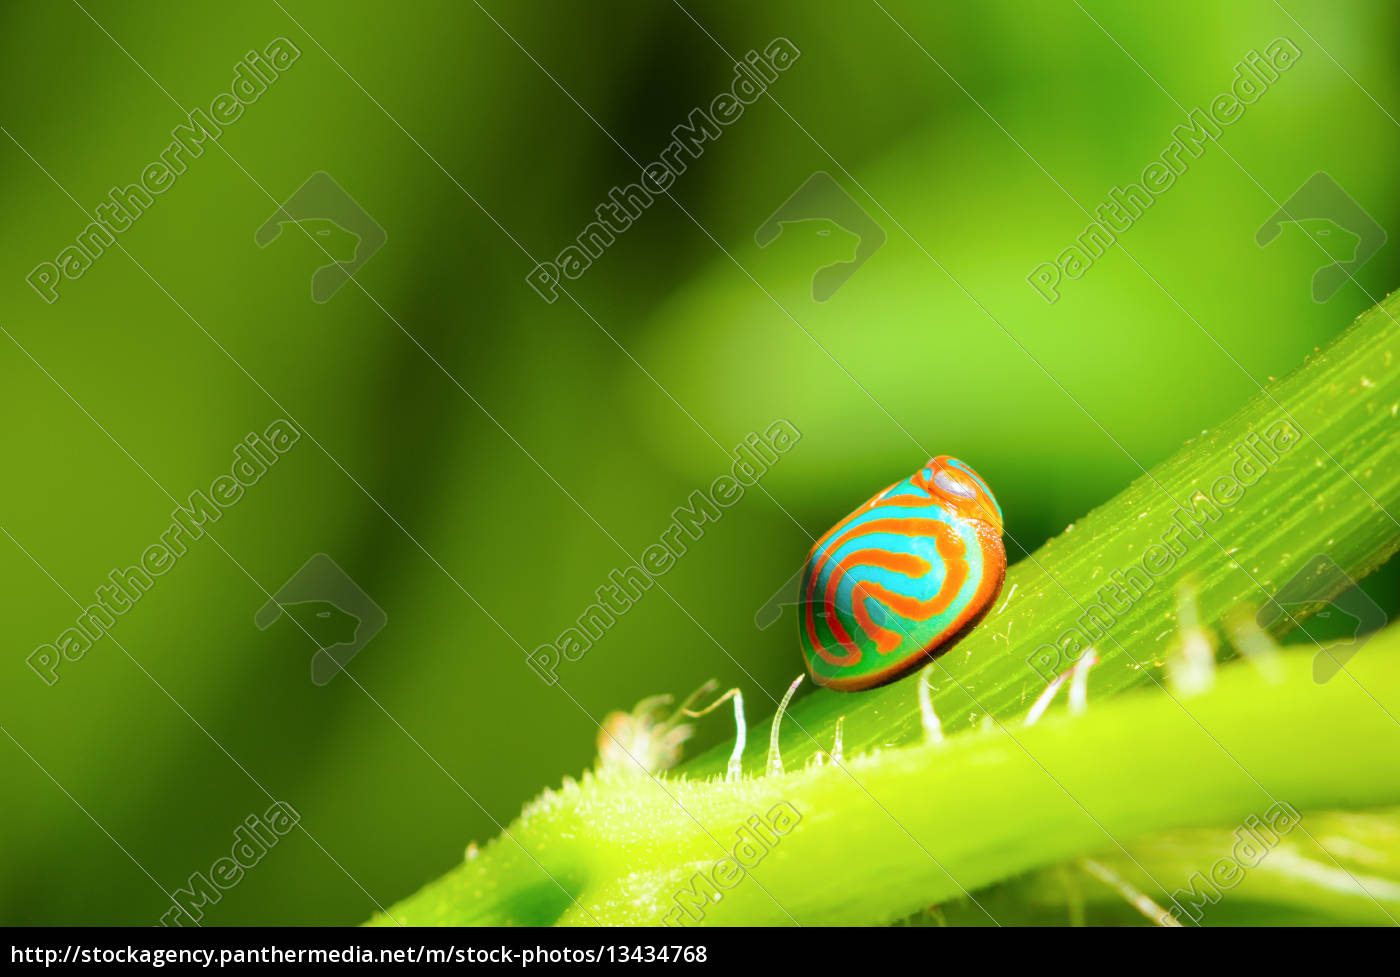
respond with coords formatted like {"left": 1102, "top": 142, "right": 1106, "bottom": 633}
{"left": 2, "top": 0, "right": 1397, "bottom": 925}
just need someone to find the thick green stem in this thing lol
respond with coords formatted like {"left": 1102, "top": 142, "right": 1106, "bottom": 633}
{"left": 378, "top": 635, "right": 1400, "bottom": 925}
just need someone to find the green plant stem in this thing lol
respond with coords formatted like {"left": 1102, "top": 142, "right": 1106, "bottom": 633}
{"left": 377, "top": 635, "right": 1400, "bottom": 925}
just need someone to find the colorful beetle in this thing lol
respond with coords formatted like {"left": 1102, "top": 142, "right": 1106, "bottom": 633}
{"left": 798, "top": 456, "right": 1007, "bottom": 691}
